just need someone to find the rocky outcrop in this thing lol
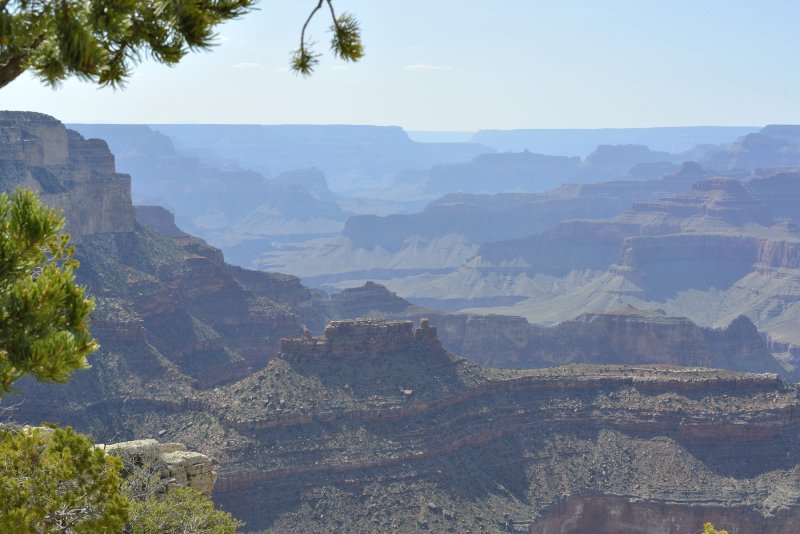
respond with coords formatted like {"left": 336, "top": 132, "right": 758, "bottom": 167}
{"left": 134, "top": 205, "right": 187, "bottom": 236}
{"left": 329, "top": 281, "right": 414, "bottom": 317}
{"left": 281, "top": 319, "right": 441, "bottom": 362}
{"left": 103, "top": 438, "right": 216, "bottom": 496}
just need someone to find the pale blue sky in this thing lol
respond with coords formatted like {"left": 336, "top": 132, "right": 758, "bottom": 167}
{"left": 3, "top": 0, "right": 800, "bottom": 130}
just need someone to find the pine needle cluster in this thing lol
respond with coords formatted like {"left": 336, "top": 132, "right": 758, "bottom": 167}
{"left": 0, "top": 188, "right": 98, "bottom": 395}
{"left": 0, "top": 0, "right": 256, "bottom": 89}
{"left": 292, "top": 0, "right": 363, "bottom": 76}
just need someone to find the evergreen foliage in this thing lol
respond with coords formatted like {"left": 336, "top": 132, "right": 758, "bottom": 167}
{"left": 127, "top": 487, "right": 243, "bottom": 534}
{"left": 0, "top": 0, "right": 256, "bottom": 89}
{"left": 703, "top": 522, "right": 729, "bottom": 534}
{"left": 0, "top": 425, "right": 129, "bottom": 533}
{"left": 0, "top": 1, "right": 362, "bottom": 88}
{"left": 0, "top": 188, "right": 98, "bottom": 396}
{"left": 292, "top": 0, "right": 363, "bottom": 76}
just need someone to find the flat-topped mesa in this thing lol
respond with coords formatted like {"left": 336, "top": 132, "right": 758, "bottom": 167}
{"left": 0, "top": 111, "right": 135, "bottom": 241}
{"left": 280, "top": 318, "right": 440, "bottom": 361}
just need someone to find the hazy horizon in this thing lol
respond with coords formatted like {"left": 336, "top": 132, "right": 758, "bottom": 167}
{"left": 4, "top": 0, "right": 800, "bottom": 130}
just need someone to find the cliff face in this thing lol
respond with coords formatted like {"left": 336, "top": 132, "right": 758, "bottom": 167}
{"left": 0, "top": 112, "right": 135, "bottom": 241}
{"left": 6, "top": 113, "right": 800, "bottom": 532}
{"left": 434, "top": 310, "right": 785, "bottom": 377}
{"left": 134, "top": 205, "right": 187, "bottom": 237}
{"left": 0, "top": 112, "right": 319, "bottom": 394}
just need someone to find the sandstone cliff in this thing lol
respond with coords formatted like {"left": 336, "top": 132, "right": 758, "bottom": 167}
{"left": 0, "top": 112, "right": 135, "bottom": 242}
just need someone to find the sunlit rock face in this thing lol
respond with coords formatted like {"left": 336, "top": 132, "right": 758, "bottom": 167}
{"left": 0, "top": 111, "right": 135, "bottom": 242}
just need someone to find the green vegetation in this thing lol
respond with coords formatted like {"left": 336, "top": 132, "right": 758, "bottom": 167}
{"left": 0, "top": 425, "right": 128, "bottom": 533}
{"left": 0, "top": 188, "right": 98, "bottom": 395}
{"left": 0, "top": 424, "right": 243, "bottom": 533}
{"left": 0, "top": 0, "right": 256, "bottom": 89}
{"left": 127, "top": 487, "right": 243, "bottom": 534}
{"left": 703, "top": 523, "right": 729, "bottom": 534}
{"left": 0, "top": 190, "right": 238, "bottom": 530}
{"left": 0, "top": 1, "right": 363, "bottom": 88}
{"left": 292, "top": 1, "right": 364, "bottom": 75}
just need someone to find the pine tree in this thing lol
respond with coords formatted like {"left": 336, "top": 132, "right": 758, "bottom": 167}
{"left": 0, "top": 425, "right": 129, "bottom": 533}
{"left": 0, "top": 188, "right": 98, "bottom": 396}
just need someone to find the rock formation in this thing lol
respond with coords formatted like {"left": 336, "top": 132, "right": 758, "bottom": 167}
{"left": 326, "top": 284, "right": 787, "bottom": 379}
{"left": 0, "top": 112, "right": 135, "bottom": 242}
{"left": 6, "top": 113, "right": 800, "bottom": 533}
{"left": 103, "top": 438, "right": 216, "bottom": 496}
{"left": 134, "top": 205, "right": 187, "bottom": 237}
{"left": 341, "top": 162, "right": 709, "bottom": 253}
{"left": 204, "top": 320, "right": 800, "bottom": 533}
{"left": 0, "top": 112, "right": 323, "bottom": 396}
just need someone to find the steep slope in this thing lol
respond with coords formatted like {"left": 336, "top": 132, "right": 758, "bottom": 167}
{"left": 0, "top": 113, "right": 324, "bottom": 402}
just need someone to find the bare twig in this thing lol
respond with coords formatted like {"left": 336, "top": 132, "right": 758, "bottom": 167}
{"left": 300, "top": 0, "right": 324, "bottom": 55}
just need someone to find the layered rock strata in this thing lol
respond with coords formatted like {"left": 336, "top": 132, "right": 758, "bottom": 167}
{"left": 199, "top": 320, "right": 800, "bottom": 533}
{"left": 0, "top": 112, "right": 134, "bottom": 242}
{"left": 326, "top": 283, "right": 787, "bottom": 378}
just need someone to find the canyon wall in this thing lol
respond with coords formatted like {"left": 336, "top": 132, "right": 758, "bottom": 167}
{"left": 0, "top": 112, "right": 134, "bottom": 242}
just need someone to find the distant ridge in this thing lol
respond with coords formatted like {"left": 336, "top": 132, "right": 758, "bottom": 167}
{"left": 471, "top": 125, "right": 759, "bottom": 156}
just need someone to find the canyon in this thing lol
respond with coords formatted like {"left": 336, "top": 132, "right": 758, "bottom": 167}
{"left": 3, "top": 112, "right": 800, "bottom": 533}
